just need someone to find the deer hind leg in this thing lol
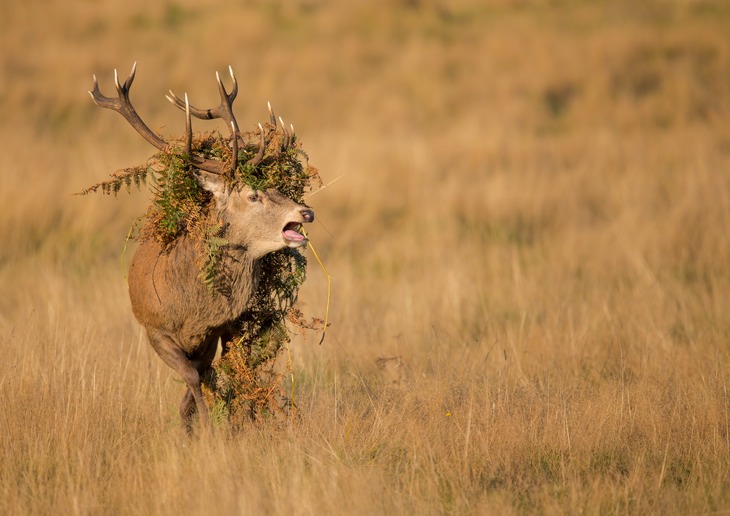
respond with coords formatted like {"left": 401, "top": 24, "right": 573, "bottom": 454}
{"left": 146, "top": 329, "right": 211, "bottom": 432}
{"left": 180, "top": 333, "right": 232, "bottom": 431}
{"left": 179, "top": 389, "right": 195, "bottom": 430}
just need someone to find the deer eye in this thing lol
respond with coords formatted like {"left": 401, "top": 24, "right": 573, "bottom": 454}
{"left": 247, "top": 193, "right": 259, "bottom": 202}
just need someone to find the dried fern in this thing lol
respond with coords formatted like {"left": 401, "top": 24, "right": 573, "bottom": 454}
{"left": 76, "top": 164, "right": 149, "bottom": 196}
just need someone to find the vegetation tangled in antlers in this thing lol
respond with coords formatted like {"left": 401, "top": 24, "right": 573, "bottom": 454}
{"left": 80, "top": 63, "right": 323, "bottom": 429}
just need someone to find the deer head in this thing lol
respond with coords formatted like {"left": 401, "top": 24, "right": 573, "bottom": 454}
{"left": 197, "top": 172, "right": 314, "bottom": 258}
{"left": 89, "top": 62, "right": 313, "bottom": 254}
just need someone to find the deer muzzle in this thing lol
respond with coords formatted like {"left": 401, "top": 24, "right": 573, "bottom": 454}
{"left": 282, "top": 209, "right": 315, "bottom": 247}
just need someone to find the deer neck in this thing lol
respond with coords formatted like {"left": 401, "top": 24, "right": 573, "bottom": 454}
{"left": 212, "top": 245, "right": 261, "bottom": 309}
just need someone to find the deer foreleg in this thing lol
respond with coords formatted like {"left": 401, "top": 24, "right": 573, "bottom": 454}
{"left": 146, "top": 329, "right": 211, "bottom": 432}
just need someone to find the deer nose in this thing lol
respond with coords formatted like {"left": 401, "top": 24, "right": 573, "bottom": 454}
{"left": 300, "top": 209, "right": 315, "bottom": 223}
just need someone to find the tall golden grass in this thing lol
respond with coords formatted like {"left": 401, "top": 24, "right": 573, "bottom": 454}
{"left": 1, "top": 0, "right": 729, "bottom": 513}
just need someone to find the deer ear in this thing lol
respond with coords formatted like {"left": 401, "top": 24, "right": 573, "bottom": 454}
{"left": 194, "top": 170, "right": 226, "bottom": 198}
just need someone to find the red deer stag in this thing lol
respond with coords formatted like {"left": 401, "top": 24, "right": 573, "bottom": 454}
{"left": 89, "top": 63, "right": 314, "bottom": 431}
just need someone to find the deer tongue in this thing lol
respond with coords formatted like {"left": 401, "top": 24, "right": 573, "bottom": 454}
{"left": 283, "top": 228, "right": 305, "bottom": 242}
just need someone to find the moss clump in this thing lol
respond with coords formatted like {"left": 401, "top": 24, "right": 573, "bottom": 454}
{"left": 81, "top": 121, "right": 323, "bottom": 428}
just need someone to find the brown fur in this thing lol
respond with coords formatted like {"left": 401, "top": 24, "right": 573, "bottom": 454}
{"left": 128, "top": 173, "right": 313, "bottom": 431}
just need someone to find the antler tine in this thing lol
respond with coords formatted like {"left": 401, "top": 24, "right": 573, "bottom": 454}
{"left": 246, "top": 123, "right": 266, "bottom": 166}
{"left": 179, "top": 92, "right": 232, "bottom": 175}
{"left": 183, "top": 93, "right": 192, "bottom": 156}
{"left": 114, "top": 62, "right": 137, "bottom": 95}
{"left": 221, "top": 65, "right": 238, "bottom": 104}
{"left": 279, "top": 116, "right": 290, "bottom": 149}
{"left": 229, "top": 120, "right": 238, "bottom": 174}
{"left": 267, "top": 101, "right": 276, "bottom": 126}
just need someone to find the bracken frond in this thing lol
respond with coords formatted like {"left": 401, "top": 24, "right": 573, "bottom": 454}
{"left": 76, "top": 165, "right": 149, "bottom": 196}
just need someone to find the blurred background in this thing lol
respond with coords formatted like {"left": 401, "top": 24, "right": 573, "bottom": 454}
{"left": 1, "top": 0, "right": 729, "bottom": 513}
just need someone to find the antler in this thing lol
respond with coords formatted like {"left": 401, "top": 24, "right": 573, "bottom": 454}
{"left": 167, "top": 66, "right": 239, "bottom": 131}
{"left": 90, "top": 63, "right": 234, "bottom": 175}
{"left": 167, "top": 66, "right": 244, "bottom": 172}
{"left": 268, "top": 101, "right": 295, "bottom": 152}
{"left": 90, "top": 63, "right": 289, "bottom": 174}
{"left": 89, "top": 62, "right": 168, "bottom": 152}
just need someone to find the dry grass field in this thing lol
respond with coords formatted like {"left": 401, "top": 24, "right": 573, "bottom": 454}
{"left": 1, "top": 0, "right": 730, "bottom": 513}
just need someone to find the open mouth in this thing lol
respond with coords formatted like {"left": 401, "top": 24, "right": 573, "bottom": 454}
{"left": 282, "top": 222, "right": 306, "bottom": 245}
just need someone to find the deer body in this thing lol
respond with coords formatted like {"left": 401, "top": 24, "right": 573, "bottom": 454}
{"left": 89, "top": 64, "right": 314, "bottom": 431}
{"left": 128, "top": 235, "right": 258, "bottom": 353}
{"left": 128, "top": 183, "right": 313, "bottom": 430}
